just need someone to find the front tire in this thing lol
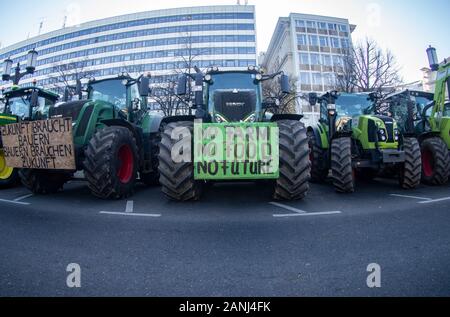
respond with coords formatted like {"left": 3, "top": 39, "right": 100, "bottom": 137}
{"left": 331, "top": 137, "right": 355, "bottom": 193}
{"left": 399, "top": 137, "right": 421, "bottom": 189}
{"left": 84, "top": 126, "right": 139, "bottom": 199}
{"left": 158, "top": 121, "right": 202, "bottom": 201}
{"left": 19, "top": 169, "right": 70, "bottom": 194}
{"left": 0, "top": 150, "right": 20, "bottom": 188}
{"left": 420, "top": 137, "right": 450, "bottom": 185}
{"left": 273, "top": 120, "right": 310, "bottom": 201}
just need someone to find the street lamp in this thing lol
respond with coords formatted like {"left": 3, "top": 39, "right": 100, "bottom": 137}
{"left": 2, "top": 49, "right": 39, "bottom": 85}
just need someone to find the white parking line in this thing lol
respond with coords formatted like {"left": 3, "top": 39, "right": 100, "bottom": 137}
{"left": 125, "top": 201, "right": 134, "bottom": 213}
{"left": 390, "top": 194, "right": 432, "bottom": 201}
{"left": 419, "top": 197, "right": 450, "bottom": 204}
{"left": 14, "top": 194, "right": 34, "bottom": 202}
{"left": 100, "top": 211, "right": 161, "bottom": 218}
{"left": 0, "top": 199, "right": 30, "bottom": 205}
{"left": 271, "top": 202, "right": 342, "bottom": 218}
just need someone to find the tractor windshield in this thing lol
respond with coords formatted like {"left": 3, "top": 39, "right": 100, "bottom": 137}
{"left": 331, "top": 94, "right": 373, "bottom": 118}
{"left": 208, "top": 72, "right": 261, "bottom": 121}
{"left": 5, "top": 94, "right": 52, "bottom": 119}
{"left": 89, "top": 79, "right": 128, "bottom": 110}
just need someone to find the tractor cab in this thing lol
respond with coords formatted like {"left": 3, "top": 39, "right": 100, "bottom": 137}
{"left": 2, "top": 86, "right": 59, "bottom": 121}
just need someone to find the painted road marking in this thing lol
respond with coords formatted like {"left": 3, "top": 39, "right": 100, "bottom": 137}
{"left": 100, "top": 211, "right": 161, "bottom": 218}
{"left": 14, "top": 194, "right": 34, "bottom": 202}
{"left": 390, "top": 194, "right": 432, "bottom": 201}
{"left": 125, "top": 201, "right": 134, "bottom": 213}
{"left": 271, "top": 202, "right": 342, "bottom": 218}
{"left": 100, "top": 200, "right": 161, "bottom": 218}
{"left": 0, "top": 199, "right": 30, "bottom": 205}
{"left": 419, "top": 197, "right": 450, "bottom": 204}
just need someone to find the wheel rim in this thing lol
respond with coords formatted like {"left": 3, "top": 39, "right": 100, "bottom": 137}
{"left": 0, "top": 150, "right": 14, "bottom": 180}
{"left": 117, "top": 144, "right": 134, "bottom": 184}
{"left": 421, "top": 149, "right": 434, "bottom": 177}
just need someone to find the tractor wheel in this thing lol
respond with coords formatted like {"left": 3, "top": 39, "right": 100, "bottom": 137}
{"left": 399, "top": 137, "right": 421, "bottom": 189}
{"left": 158, "top": 121, "right": 202, "bottom": 201}
{"left": 307, "top": 130, "right": 328, "bottom": 183}
{"left": 19, "top": 169, "right": 70, "bottom": 194}
{"left": 0, "top": 150, "right": 19, "bottom": 188}
{"left": 273, "top": 120, "right": 310, "bottom": 201}
{"left": 140, "top": 132, "right": 161, "bottom": 186}
{"left": 331, "top": 137, "right": 355, "bottom": 193}
{"left": 84, "top": 126, "right": 139, "bottom": 199}
{"left": 420, "top": 137, "right": 450, "bottom": 185}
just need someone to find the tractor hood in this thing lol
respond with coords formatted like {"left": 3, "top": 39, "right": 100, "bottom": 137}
{"left": 50, "top": 100, "right": 90, "bottom": 122}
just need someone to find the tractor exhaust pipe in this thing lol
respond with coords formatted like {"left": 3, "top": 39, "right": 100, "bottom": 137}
{"left": 427, "top": 46, "right": 439, "bottom": 71}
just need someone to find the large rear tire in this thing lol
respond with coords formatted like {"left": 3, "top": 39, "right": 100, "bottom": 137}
{"left": 399, "top": 137, "right": 421, "bottom": 189}
{"left": 307, "top": 130, "right": 328, "bottom": 183}
{"left": 0, "top": 150, "right": 20, "bottom": 188}
{"left": 158, "top": 121, "right": 202, "bottom": 201}
{"left": 19, "top": 169, "right": 70, "bottom": 194}
{"left": 331, "top": 137, "right": 355, "bottom": 193}
{"left": 273, "top": 120, "right": 310, "bottom": 201}
{"left": 420, "top": 137, "right": 450, "bottom": 185}
{"left": 84, "top": 126, "right": 139, "bottom": 199}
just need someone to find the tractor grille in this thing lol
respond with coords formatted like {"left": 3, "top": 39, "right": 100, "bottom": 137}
{"left": 50, "top": 100, "right": 87, "bottom": 122}
{"left": 213, "top": 89, "right": 256, "bottom": 122}
{"left": 368, "top": 116, "right": 395, "bottom": 143}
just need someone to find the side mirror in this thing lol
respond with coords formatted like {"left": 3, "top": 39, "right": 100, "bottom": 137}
{"left": 194, "top": 73, "right": 204, "bottom": 107}
{"left": 63, "top": 87, "right": 70, "bottom": 102}
{"left": 308, "top": 93, "right": 318, "bottom": 106}
{"left": 280, "top": 74, "right": 290, "bottom": 94}
{"left": 176, "top": 75, "right": 188, "bottom": 96}
{"left": 139, "top": 76, "right": 150, "bottom": 97}
{"left": 75, "top": 80, "right": 82, "bottom": 100}
{"left": 30, "top": 90, "right": 39, "bottom": 107}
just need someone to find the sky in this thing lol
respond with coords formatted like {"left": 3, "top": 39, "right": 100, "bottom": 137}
{"left": 0, "top": 0, "right": 448, "bottom": 82}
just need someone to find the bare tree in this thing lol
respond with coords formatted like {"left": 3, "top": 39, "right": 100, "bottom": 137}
{"left": 335, "top": 38, "right": 402, "bottom": 94}
{"left": 48, "top": 57, "right": 94, "bottom": 95}
{"left": 262, "top": 75, "right": 299, "bottom": 114}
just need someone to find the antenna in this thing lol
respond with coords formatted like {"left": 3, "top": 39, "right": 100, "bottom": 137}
{"left": 38, "top": 17, "right": 46, "bottom": 36}
{"left": 63, "top": 16, "right": 67, "bottom": 28}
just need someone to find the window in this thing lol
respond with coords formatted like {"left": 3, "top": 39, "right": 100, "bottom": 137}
{"left": 330, "top": 37, "right": 341, "bottom": 48}
{"left": 312, "top": 73, "right": 322, "bottom": 85}
{"left": 296, "top": 20, "right": 305, "bottom": 28}
{"left": 300, "top": 72, "right": 311, "bottom": 85}
{"left": 318, "top": 22, "right": 327, "bottom": 30}
{"left": 306, "top": 21, "right": 317, "bottom": 29}
{"left": 323, "top": 73, "right": 335, "bottom": 86}
{"left": 319, "top": 36, "right": 329, "bottom": 47}
{"left": 328, "top": 23, "right": 337, "bottom": 31}
{"left": 309, "top": 35, "right": 319, "bottom": 46}
{"left": 322, "top": 55, "right": 332, "bottom": 66}
{"left": 299, "top": 53, "right": 310, "bottom": 65}
{"left": 297, "top": 34, "right": 307, "bottom": 46}
{"left": 333, "top": 55, "right": 343, "bottom": 67}
{"left": 310, "top": 53, "right": 321, "bottom": 65}
{"left": 339, "top": 24, "right": 348, "bottom": 32}
{"left": 341, "top": 38, "right": 350, "bottom": 48}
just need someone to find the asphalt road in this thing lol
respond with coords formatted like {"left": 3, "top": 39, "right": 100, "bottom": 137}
{"left": 0, "top": 177, "right": 449, "bottom": 297}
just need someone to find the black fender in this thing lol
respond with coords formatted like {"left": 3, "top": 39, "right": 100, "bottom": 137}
{"left": 100, "top": 118, "right": 143, "bottom": 148}
{"left": 147, "top": 114, "right": 164, "bottom": 134}
{"left": 270, "top": 114, "right": 304, "bottom": 122}
{"left": 418, "top": 131, "right": 441, "bottom": 143}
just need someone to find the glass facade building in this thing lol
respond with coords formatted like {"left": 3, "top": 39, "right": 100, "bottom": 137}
{"left": 0, "top": 5, "right": 257, "bottom": 108}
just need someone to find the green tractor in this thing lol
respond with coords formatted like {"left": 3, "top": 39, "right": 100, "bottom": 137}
{"left": 307, "top": 91, "right": 421, "bottom": 193}
{"left": 19, "top": 74, "right": 163, "bottom": 199}
{"left": 382, "top": 48, "right": 449, "bottom": 185}
{"left": 0, "top": 85, "right": 59, "bottom": 188}
{"left": 158, "top": 66, "right": 311, "bottom": 201}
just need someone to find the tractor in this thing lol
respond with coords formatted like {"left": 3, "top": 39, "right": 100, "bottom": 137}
{"left": 158, "top": 66, "right": 311, "bottom": 201}
{"left": 19, "top": 74, "right": 163, "bottom": 199}
{"left": 382, "top": 47, "right": 449, "bottom": 185}
{"left": 307, "top": 91, "right": 421, "bottom": 193}
{"left": 0, "top": 85, "right": 59, "bottom": 188}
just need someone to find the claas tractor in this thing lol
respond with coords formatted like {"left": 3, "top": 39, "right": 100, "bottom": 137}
{"left": 158, "top": 66, "right": 311, "bottom": 201}
{"left": 307, "top": 91, "right": 421, "bottom": 193}
{"left": 382, "top": 47, "right": 450, "bottom": 185}
{"left": 0, "top": 85, "right": 59, "bottom": 188}
{"left": 19, "top": 74, "right": 163, "bottom": 199}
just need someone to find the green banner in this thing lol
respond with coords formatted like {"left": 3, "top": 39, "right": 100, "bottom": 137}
{"left": 194, "top": 122, "right": 279, "bottom": 180}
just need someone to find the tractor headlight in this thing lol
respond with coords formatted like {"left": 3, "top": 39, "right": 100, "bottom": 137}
{"left": 378, "top": 129, "right": 387, "bottom": 142}
{"left": 394, "top": 129, "right": 400, "bottom": 141}
{"left": 204, "top": 74, "right": 212, "bottom": 82}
